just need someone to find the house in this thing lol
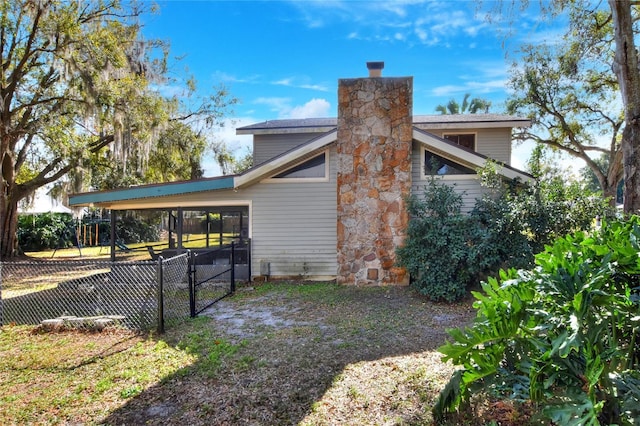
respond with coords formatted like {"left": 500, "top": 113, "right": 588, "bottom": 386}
{"left": 69, "top": 62, "right": 532, "bottom": 285}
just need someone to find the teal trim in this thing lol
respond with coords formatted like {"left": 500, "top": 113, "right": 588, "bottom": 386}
{"left": 69, "top": 176, "right": 235, "bottom": 206}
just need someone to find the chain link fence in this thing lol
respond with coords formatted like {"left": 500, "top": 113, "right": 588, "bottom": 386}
{"left": 0, "top": 248, "right": 244, "bottom": 332}
{"left": 1, "top": 257, "right": 193, "bottom": 332}
{"left": 0, "top": 260, "right": 158, "bottom": 330}
{"left": 157, "top": 253, "right": 191, "bottom": 332}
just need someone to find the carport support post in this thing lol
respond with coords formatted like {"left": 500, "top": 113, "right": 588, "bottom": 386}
{"left": 110, "top": 211, "right": 117, "bottom": 262}
{"left": 230, "top": 241, "right": 235, "bottom": 293}
{"left": 177, "top": 207, "right": 184, "bottom": 251}
{"left": 0, "top": 262, "right": 3, "bottom": 327}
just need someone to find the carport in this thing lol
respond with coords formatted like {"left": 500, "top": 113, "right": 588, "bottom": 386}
{"left": 68, "top": 176, "right": 250, "bottom": 264}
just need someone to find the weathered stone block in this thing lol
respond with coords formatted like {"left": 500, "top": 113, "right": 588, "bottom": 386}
{"left": 337, "top": 75, "right": 412, "bottom": 286}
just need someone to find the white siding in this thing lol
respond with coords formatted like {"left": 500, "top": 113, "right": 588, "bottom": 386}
{"left": 247, "top": 145, "right": 337, "bottom": 278}
{"left": 253, "top": 133, "right": 326, "bottom": 165}
{"left": 127, "top": 147, "right": 338, "bottom": 280}
{"left": 426, "top": 127, "right": 512, "bottom": 165}
{"left": 476, "top": 128, "right": 512, "bottom": 164}
{"left": 411, "top": 142, "right": 489, "bottom": 213}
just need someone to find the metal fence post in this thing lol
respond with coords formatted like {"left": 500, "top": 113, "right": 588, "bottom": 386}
{"left": 230, "top": 241, "right": 236, "bottom": 293}
{"left": 157, "top": 256, "right": 165, "bottom": 334}
{"left": 189, "top": 250, "right": 196, "bottom": 318}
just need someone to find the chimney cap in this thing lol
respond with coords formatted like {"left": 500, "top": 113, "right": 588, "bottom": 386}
{"left": 366, "top": 61, "right": 384, "bottom": 77}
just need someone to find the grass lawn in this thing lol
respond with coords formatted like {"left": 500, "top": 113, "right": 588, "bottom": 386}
{"left": 0, "top": 281, "right": 528, "bottom": 425}
{"left": 25, "top": 233, "right": 238, "bottom": 261}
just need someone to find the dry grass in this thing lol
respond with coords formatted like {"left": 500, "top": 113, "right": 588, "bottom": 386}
{"left": 1, "top": 281, "right": 483, "bottom": 425}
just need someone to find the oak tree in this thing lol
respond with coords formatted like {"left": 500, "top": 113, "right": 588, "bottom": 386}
{"left": 608, "top": 0, "right": 640, "bottom": 213}
{"left": 0, "top": 1, "right": 235, "bottom": 258}
{"left": 506, "top": 37, "right": 624, "bottom": 204}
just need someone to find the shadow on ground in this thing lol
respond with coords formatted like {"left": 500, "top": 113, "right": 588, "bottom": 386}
{"left": 100, "top": 283, "right": 475, "bottom": 425}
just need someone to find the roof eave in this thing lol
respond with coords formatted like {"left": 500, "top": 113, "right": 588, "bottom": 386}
{"left": 68, "top": 176, "right": 236, "bottom": 208}
{"left": 236, "top": 125, "right": 336, "bottom": 136}
{"left": 412, "top": 128, "right": 535, "bottom": 184}
{"left": 414, "top": 119, "right": 530, "bottom": 130}
{"left": 234, "top": 129, "right": 338, "bottom": 188}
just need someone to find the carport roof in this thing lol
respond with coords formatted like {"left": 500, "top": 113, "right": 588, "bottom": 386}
{"left": 68, "top": 175, "right": 235, "bottom": 209}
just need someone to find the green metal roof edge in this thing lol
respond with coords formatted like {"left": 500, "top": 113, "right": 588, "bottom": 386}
{"left": 69, "top": 176, "right": 235, "bottom": 206}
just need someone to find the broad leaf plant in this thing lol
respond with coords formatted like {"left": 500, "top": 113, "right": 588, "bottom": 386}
{"left": 435, "top": 217, "right": 640, "bottom": 425}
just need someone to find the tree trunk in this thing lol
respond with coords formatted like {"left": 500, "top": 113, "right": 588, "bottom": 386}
{"left": 622, "top": 124, "right": 640, "bottom": 212}
{"left": 602, "top": 184, "right": 618, "bottom": 207}
{"left": 609, "top": 0, "right": 640, "bottom": 214}
{"left": 0, "top": 193, "right": 19, "bottom": 259}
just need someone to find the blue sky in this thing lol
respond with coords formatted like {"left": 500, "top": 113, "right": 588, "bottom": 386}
{"left": 141, "top": 1, "right": 565, "bottom": 176}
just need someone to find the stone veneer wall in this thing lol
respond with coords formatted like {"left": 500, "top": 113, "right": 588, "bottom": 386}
{"left": 336, "top": 76, "right": 413, "bottom": 285}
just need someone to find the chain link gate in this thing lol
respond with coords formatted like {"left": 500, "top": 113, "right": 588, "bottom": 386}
{"left": 189, "top": 242, "right": 238, "bottom": 318}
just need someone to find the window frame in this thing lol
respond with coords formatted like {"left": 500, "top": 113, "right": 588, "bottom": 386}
{"left": 263, "top": 150, "right": 330, "bottom": 183}
{"left": 420, "top": 147, "right": 477, "bottom": 180}
{"left": 442, "top": 132, "right": 477, "bottom": 151}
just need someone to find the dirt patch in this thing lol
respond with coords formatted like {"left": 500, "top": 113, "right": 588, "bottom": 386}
{"left": 204, "top": 295, "right": 312, "bottom": 339}
{"left": 101, "top": 283, "right": 476, "bottom": 425}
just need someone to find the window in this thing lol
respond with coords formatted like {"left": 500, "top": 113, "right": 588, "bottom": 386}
{"left": 424, "top": 151, "right": 475, "bottom": 176}
{"left": 273, "top": 152, "right": 326, "bottom": 179}
{"left": 443, "top": 133, "right": 475, "bottom": 150}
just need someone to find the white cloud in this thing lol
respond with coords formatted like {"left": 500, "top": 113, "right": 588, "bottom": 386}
{"left": 511, "top": 139, "right": 535, "bottom": 171}
{"left": 253, "top": 97, "right": 292, "bottom": 115}
{"left": 252, "top": 97, "right": 330, "bottom": 119}
{"left": 211, "top": 70, "right": 260, "bottom": 84}
{"left": 271, "top": 76, "right": 329, "bottom": 92}
{"left": 273, "top": 77, "right": 294, "bottom": 86}
{"left": 150, "top": 82, "right": 188, "bottom": 98}
{"left": 288, "top": 98, "right": 331, "bottom": 119}
{"left": 430, "top": 59, "right": 510, "bottom": 97}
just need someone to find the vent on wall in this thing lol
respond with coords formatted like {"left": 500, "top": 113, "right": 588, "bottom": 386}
{"left": 260, "top": 260, "right": 270, "bottom": 276}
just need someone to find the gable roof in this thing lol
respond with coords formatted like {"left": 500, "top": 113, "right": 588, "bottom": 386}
{"left": 234, "top": 129, "right": 337, "bottom": 188}
{"left": 68, "top": 131, "right": 339, "bottom": 208}
{"left": 236, "top": 114, "right": 530, "bottom": 135}
{"left": 412, "top": 128, "right": 534, "bottom": 183}
{"left": 69, "top": 124, "right": 532, "bottom": 209}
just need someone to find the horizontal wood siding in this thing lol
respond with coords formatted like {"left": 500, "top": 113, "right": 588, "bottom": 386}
{"left": 131, "top": 147, "right": 338, "bottom": 279}
{"left": 476, "top": 128, "right": 512, "bottom": 165}
{"left": 428, "top": 127, "right": 512, "bottom": 165}
{"left": 247, "top": 146, "right": 337, "bottom": 278}
{"left": 411, "top": 143, "right": 489, "bottom": 213}
{"left": 253, "top": 133, "right": 326, "bottom": 165}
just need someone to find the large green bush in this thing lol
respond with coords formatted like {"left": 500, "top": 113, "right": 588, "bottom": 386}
{"left": 397, "top": 167, "right": 612, "bottom": 302}
{"left": 17, "top": 213, "right": 75, "bottom": 251}
{"left": 434, "top": 217, "right": 640, "bottom": 425}
{"left": 396, "top": 179, "right": 476, "bottom": 302}
{"left": 396, "top": 178, "right": 535, "bottom": 303}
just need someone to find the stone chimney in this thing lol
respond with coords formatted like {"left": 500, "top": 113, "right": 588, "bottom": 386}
{"left": 336, "top": 63, "right": 412, "bottom": 285}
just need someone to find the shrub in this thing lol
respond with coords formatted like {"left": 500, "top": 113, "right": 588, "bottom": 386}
{"left": 397, "top": 179, "right": 477, "bottom": 302}
{"left": 17, "top": 213, "right": 75, "bottom": 251}
{"left": 398, "top": 163, "right": 614, "bottom": 303}
{"left": 397, "top": 178, "right": 534, "bottom": 303}
{"left": 116, "top": 214, "right": 159, "bottom": 244}
{"left": 434, "top": 217, "right": 640, "bottom": 425}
